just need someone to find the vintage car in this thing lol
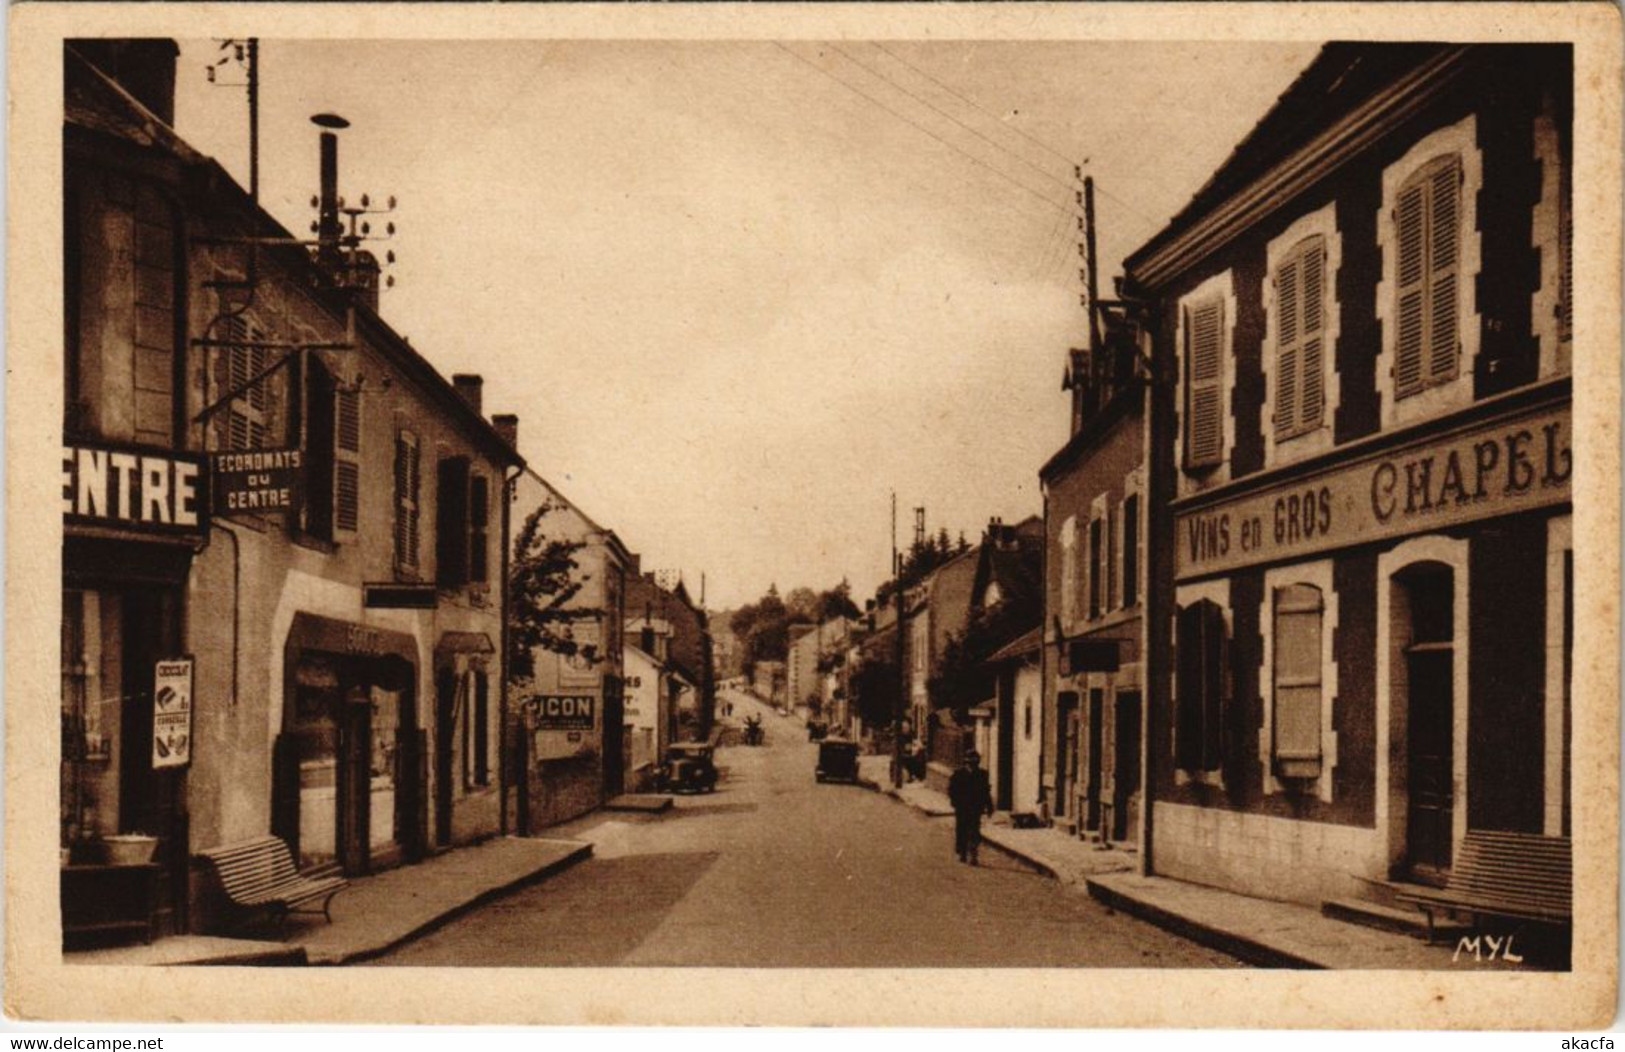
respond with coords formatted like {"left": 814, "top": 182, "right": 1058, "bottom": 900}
{"left": 654, "top": 742, "right": 718, "bottom": 794}
{"left": 815, "top": 737, "right": 860, "bottom": 784}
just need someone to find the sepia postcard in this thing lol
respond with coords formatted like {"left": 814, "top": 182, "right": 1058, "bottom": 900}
{"left": 5, "top": 0, "right": 1621, "bottom": 1030}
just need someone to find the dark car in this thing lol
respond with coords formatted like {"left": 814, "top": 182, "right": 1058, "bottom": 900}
{"left": 655, "top": 742, "right": 718, "bottom": 794}
{"left": 815, "top": 737, "right": 860, "bottom": 784}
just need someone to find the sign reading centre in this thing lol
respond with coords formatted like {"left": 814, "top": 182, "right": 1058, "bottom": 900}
{"left": 212, "top": 448, "right": 304, "bottom": 514}
{"left": 527, "top": 695, "right": 596, "bottom": 731}
{"left": 1176, "top": 402, "right": 1571, "bottom": 579}
{"left": 63, "top": 445, "right": 206, "bottom": 536}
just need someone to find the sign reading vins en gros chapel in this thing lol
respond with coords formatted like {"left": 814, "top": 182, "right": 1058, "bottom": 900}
{"left": 1176, "top": 402, "right": 1571, "bottom": 579}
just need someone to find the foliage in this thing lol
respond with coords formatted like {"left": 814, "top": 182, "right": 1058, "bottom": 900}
{"left": 507, "top": 500, "right": 602, "bottom": 682}
{"left": 927, "top": 592, "right": 1040, "bottom": 716}
{"left": 850, "top": 643, "right": 901, "bottom": 727}
{"left": 816, "top": 579, "right": 861, "bottom": 623}
{"left": 874, "top": 530, "right": 970, "bottom": 606}
{"left": 730, "top": 584, "right": 789, "bottom": 677}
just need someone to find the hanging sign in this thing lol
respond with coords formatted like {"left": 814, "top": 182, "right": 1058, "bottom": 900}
{"left": 152, "top": 657, "right": 195, "bottom": 769}
{"left": 211, "top": 447, "right": 304, "bottom": 515}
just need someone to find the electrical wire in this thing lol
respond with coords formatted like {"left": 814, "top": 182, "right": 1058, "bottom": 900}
{"left": 771, "top": 42, "right": 1082, "bottom": 223}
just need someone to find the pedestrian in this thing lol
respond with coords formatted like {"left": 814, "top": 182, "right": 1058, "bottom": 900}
{"left": 947, "top": 750, "right": 993, "bottom": 865}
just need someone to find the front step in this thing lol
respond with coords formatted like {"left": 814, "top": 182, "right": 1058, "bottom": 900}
{"left": 1322, "top": 895, "right": 1468, "bottom": 940}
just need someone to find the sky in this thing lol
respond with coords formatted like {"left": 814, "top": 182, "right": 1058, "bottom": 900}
{"left": 172, "top": 38, "right": 1320, "bottom": 610}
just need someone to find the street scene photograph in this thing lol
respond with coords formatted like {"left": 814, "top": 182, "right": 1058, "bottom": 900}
{"left": 14, "top": 4, "right": 1618, "bottom": 1030}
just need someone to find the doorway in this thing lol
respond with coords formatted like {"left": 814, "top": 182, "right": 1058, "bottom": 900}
{"left": 1085, "top": 689, "right": 1104, "bottom": 834}
{"left": 1055, "top": 692, "right": 1078, "bottom": 819}
{"left": 1113, "top": 690, "right": 1142, "bottom": 842}
{"left": 435, "top": 667, "right": 456, "bottom": 848}
{"left": 1399, "top": 563, "right": 1455, "bottom": 884}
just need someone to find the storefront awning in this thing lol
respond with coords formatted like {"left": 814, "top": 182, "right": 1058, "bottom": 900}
{"left": 284, "top": 611, "right": 418, "bottom": 669}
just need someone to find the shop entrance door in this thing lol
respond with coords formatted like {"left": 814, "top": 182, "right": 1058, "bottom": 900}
{"left": 1113, "top": 691, "right": 1142, "bottom": 842}
{"left": 1085, "top": 689, "right": 1104, "bottom": 834}
{"left": 1401, "top": 564, "right": 1455, "bottom": 885}
{"left": 1054, "top": 692, "right": 1078, "bottom": 819}
{"left": 336, "top": 690, "right": 372, "bottom": 876}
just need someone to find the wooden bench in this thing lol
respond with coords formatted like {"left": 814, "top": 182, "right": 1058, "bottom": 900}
{"left": 199, "top": 835, "right": 348, "bottom": 932}
{"left": 1395, "top": 830, "right": 1571, "bottom": 943}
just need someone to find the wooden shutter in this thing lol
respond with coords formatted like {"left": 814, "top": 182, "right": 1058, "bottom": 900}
{"left": 335, "top": 386, "right": 361, "bottom": 532}
{"left": 1395, "top": 156, "right": 1461, "bottom": 397}
{"left": 1272, "top": 584, "right": 1324, "bottom": 778}
{"left": 436, "top": 457, "right": 470, "bottom": 587}
{"left": 469, "top": 474, "right": 490, "bottom": 583}
{"left": 1275, "top": 237, "right": 1328, "bottom": 440}
{"left": 1122, "top": 495, "right": 1139, "bottom": 608}
{"left": 1185, "top": 299, "right": 1225, "bottom": 468}
{"left": 1088, "top": 516, "right": 1103, "bottom": 619}
{"left": 394, "top": 430, "right": 420, "bottom": 573}
{"left": 474, "top": 671, "right": 490, "bottom": 786}
{"left": 304, "top": 357, "right": 336, "bottom": 540}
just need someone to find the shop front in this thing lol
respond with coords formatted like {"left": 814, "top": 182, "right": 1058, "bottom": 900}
{"left": 275, "top": 613, "right": 421, "bottom": 877}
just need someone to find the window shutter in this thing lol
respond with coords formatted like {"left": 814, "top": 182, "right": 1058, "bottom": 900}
{"left": 1106, "top": 504, "right": 1118, "bottom": 611}
{"left": 469, "top": 474, "right": 490, "bottom": 583}
{"left": 395, "top": 430, "right": 420, "bottom": 572}
{"left": 436, "top": 457, "right": 470, "bottom": 587}
{"left": 1061, "top": 518, "right": 1078, "bottom": 626}
{"left": 1558, "top": 191, "right": 1572, "bottom": 342}
{"left": 1395, "top": 179, "right": 1428, "bottom": 397}
{"left": 1088, "top": 516, "right": 1103, "bottom": 619}
{"left": 1299, "top": 240, "right": 1326, "bottom": 430}
{"left": 304, "top": 357, "right": 336, "bottom": 540}
{"left": 474, "top": 671, "right": 490, "bottom": 786}
{"left": 1426, "top": 159, "right": 1461, "bottom": 385}
{"left": 335, "top": 386, "right": 361, "bottom": 533}
{"left": 1122, "top": 495, "right": 1139, "bottom": 608}
{"left": 1185, "top": 299, "right": 1225, "bottom": 468}
{"left": 1272, "top": 584, "right": 1324, "bottom": 778}
{"left": 1275, "top": 257, "right": 1300, "bottom": 437}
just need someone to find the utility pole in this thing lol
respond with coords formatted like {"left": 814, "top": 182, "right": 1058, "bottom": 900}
{"left": 1084, "top": 175, "right": 1102, "bottom": 357}
{"left": 892, "top": 492, "right": 904, "bottom": 788}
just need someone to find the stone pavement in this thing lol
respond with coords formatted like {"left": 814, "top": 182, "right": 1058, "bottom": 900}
{"left": 858, "top": 750, "right": 1479, "bottom": 970}
{"left": 66, "top": 835, "right": 591, "bottom": 967}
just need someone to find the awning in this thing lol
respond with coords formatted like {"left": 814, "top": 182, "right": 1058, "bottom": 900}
{"left": 284, "top": 611, "right": 418, "bottom": 669}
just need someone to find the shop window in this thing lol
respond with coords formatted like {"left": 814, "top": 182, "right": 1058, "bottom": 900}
{"left": 1393, "top": 155, "right": 1462, "bottom": 399}
{"left": 1174, "top": 599, "right": 1226, "bottom": 773}
{"left": 1122, "top": 495, "right": 1140, "bottom": 609}
{"left": 1271, "top": 583, "right": 1324, "bottom": 780}
{"left": 1273, "top": 235, "right": 1328, "bottom": 441}
{"left": 1183, "top": 297, "right": 1226, "bottom": 470}
{"left": 394, "top": 429, "right": 421, "bottom": 575}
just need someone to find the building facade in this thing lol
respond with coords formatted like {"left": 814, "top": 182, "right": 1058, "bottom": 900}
{"left": 62, "top": 41, "right": 523, "bottom": 941}
{"left": 1126, "top": 44, "right": 1573, "bottom": 905}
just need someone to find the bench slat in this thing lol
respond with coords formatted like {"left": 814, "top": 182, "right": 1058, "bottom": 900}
{"left": 199, "top": 835, "right": 347, "bottom": 925}
{"left": 1395, "top": 830, "right": 1572, "bottom": 940}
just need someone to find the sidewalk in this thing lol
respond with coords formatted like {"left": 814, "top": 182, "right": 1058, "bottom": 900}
{"left": 856, "top": 752, "right": 1469, "bottom": 970}
{"left": 67, "top": 835, "right": 591, "bottom": 967}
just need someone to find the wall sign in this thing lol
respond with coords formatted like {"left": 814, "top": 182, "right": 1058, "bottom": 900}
{"left": 1176, "top": 402, "right": 1571, "bottom": 579}
{"left": 527, "top": 694, "right": 595, "bottom": 731}
{"left": 152, "top": 658, "right": 194, "bottom": 769}
{"left": 63, "top": 444, "right": 207, "bottom": 537}
{"left": 212, "top": 448, "right": 303, "bottom": 515}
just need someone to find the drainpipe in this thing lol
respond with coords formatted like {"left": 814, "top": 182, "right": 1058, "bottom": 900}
{"left": 499, "top": 465, "right": 521, "bottom": 835}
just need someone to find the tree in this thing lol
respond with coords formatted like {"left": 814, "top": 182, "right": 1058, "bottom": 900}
{"left": 816, "top": 579, "right": 861, "bottom": 623}
{"left": 850, "top": 646, "right": 900, "bottom": 728}
{"left": 785, "top": 586, "right": 820, "bottom": 624}
{"left": 507, "top": 501, "right": 601, "bottom": 682}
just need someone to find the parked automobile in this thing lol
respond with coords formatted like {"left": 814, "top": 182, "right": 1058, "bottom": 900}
{"left": 653, "top": 742, "right": 719, "bottom": 794}
{"left": 815, "top": 737, "right": 860, "bottom": 784}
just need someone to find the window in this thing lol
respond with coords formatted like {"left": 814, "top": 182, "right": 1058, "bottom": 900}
{"left": 1184, "top": 297, "right": 1225, "bottom": 469}
{"left": 335, "top": 386, "right": 361, "bottom": 532}
{"left": 1060, "top": 516, "right": 1079, "bottom": 625}
{"left": 1024, "top": 700, "right": 1032, "bottom": 739}
{"left": 1271, "top": 584, "right": 1324, "bottom": 779}
{"left": 473, "top": 670, "right": 489, "bottom": 786}
{"left": 394, "top": 429, "right": 421, "bottom": 574}
{"left": 1105, "top": 504, "right": 1118, "bottom": 612}
{"left": 1122, "top": 495, "right": 1140, "bottom": 608}
{"left": 1088, "top": 516, "right": 1103, "bottom": 619}
{"left": 1274, "top": 236, "right": 1328, "bottom": 440}
{"left": 1174, "top": 599, "right": 1226, "bottom": 773}
{"left": 436, "top": 457, "right": 470, "bottom": 587}
{"left": 1394, "top": 155, "right": 1462, "bottom": 398}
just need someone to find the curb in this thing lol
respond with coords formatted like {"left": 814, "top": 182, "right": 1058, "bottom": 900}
{"left": 1083, "top": 876, "right": 1320, "bottom": 969}
{"left": 978, "top": 834, "right": 1061, "bottom": 881}
{"left": 308, "top": 841, "right": 593, "bottom": 966}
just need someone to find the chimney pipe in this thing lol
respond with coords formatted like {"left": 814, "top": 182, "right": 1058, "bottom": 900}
{"left": 312, "top": 113, "right": 349, "bottom": 271}
{"left": 492, "top": 413, "right": 518, "bottom": 449}
{"left": 453, "top": 374, "right": 484, "bottom": 416}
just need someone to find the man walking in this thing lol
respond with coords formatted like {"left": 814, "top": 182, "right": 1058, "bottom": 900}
{"left": 947, "top": 750, "right": 994, "bottom": 865}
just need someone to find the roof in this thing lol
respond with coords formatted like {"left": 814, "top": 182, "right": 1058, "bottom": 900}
{"left": 987, "top": 625, "right": 1042, "bottom": 664}
{"left": 66, "top": 44, "right": 523, "bottom": 471}
{"left": 1123, "top": 43, "right": 1457, "bottom": 287}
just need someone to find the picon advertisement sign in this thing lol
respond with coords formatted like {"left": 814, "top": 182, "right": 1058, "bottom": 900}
{"left": 527, "top": 694, "right": 596, "bottom": 731}
{"left": 152, "top": 657, "right": 194, "bottom": 769}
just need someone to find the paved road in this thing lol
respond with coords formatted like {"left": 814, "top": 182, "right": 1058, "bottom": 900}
{"left": 371, "top": 690, "right": 1238, "bottom": 967}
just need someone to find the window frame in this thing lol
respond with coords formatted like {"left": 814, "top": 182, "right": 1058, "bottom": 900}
{"left": 1392, "top": 153, "right": 1464, "bottom": 400}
